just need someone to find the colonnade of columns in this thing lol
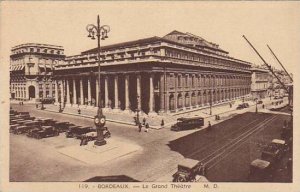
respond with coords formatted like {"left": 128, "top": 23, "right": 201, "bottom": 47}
{"left": 53, "top": 71, "right": 251, "bottom": 115}
{"left": 54, "top": 73, "right": 156, "bottom": 114}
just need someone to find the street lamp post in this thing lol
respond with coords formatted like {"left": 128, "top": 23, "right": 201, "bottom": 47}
{"left": 255, "top": 99, "right": 258, "bottom": 114}
{"left": 86, "top": 15, "right": 110, "bottom": 146}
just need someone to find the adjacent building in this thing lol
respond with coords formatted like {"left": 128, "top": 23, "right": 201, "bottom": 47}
{"left": 250, "top": 66, "right": 270, "bottom": 99}
{"left": 9, "top": 43, "right": 65, "bottom": 101}
{"left": 53, "top": 30, "right": 252, "bottom": 115}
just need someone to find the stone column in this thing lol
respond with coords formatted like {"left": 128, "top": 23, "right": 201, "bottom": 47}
{"left": 159, "top": 74, "right": 165, "bottom": 114}
{"left": 43, "top": 80, "right": 46, "bottom": 98}
{"left": 137, "top": 74, "right": 141, "bottom": 111}
{"left": 148, "top": 74, "right": 155, "bottom": 115}
{"left": 87, "top": 77, "right": 91, "bottom": 106}
{"left": 49, "top": 80, "right": 53, "bottom": 98}
{"left": 80, "top": 77, "right": 84, "bottom": 105}
{"left": 114, "top": 75, "right": 119, "bottom": 111}
{"left": 60, "top": 80, "right": 64, "bottom": 103}
{"left": 66, "top": 79, "right": 71, "bottom": 105}
{"left": 73, "top": 78, "right": 77, "bottom": 105}
{"left": 124, "top": 74, "right": 130, "bottom": 112}
{"left": 55, "top": 80, "right": 59, "bottom": 104}
{"left": 174, "top": 73, "right": 178, "bottom": 112}
{"left": 104, "top": 76, "right": 109, "bottom": 108}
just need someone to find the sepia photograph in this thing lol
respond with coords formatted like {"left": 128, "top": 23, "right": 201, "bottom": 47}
{"left": 0, "top": 1, "right": 299, "bottom": 192}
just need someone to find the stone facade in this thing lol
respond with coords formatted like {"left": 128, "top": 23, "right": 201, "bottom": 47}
{"left": 53, "top": 31, "right": 252, "bottom": 115}
{"left": 10, "top": 43, "right": 65, "bottom": 101}
{"left": 250, "top": 67, "right": 270, "bottom": 99}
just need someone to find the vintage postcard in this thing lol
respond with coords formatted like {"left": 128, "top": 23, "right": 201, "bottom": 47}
{"left": 0, "top": 1, "right": 299, "bottom": 192}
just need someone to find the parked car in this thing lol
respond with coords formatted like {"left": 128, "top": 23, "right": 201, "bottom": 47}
{"left": 242, "top": 103, "right": 250, "bottom": 108}
{"left": 65, "top": 126, "right": 93, "bottom": 138}
{"left": 10, "top": 124, "right": 20, "bottom": 133}
{"left": 171, "top": 117, "right": 204, "bottom": 131}
{"left": 236, "top": 104, "right": 244, "bottom": 110}
{"left": 27, "top": 127, "right": 43, "bottom": 138}
{"left": 13, "top": 125, "right": 30, "bottom": 134}
{"left": 31, "top": 126, "right": 59, "bottom": 139}
{"left": 54, "top": 121, "right": 70, "bottom": 132}
{"left": 261, "top": 140, "right": 286, "bottom": 164}
{"left": 36, "top": 118, "right": 57, "bottom": 126}
{"left": 173, "top": 158, "right": 203, "bottom": 182}
{"left": 248, "top": 159, "right": 273, "bottom": 182}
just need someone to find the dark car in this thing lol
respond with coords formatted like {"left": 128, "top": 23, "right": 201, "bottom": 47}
{"left": 10, "top": 124, "right": 20, "bottom": 133}
{"left": 36, "top": 118, "right": 57, "bottom": 126}
{"left": 242, "top": 103, "right": 250, "bottom": 108}
{"left": 65, "top": 126, "right": 93, "bottom": 138}
{"left": 173, "top": 158, "right": 203, "bottom": 182}
{"left": 171, "top": 117, "right": 204, "bottom": 131}
{"left": 248, "top": 159, "right": 273, "bottom": 182}
{"left": 236, "top": 104, "right": 244, "bottom": 110}
{"left": 54, "top": 121, "right": 70, "bottom": 132}
{"left": 13, "top": 125, "right": 30, "bottom": 134}
{"left": 261, "top": 140, "right": 286, "bottom": 165}
{"left": 32, "top": 126, "right": 59, "bottom": 139}
{"left": 27, "top": 127, "right": 43, "bottom": 138}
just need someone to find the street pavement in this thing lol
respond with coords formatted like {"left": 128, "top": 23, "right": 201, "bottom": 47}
{"left": 9, "top": 97, "right": 292, "bottom": 182}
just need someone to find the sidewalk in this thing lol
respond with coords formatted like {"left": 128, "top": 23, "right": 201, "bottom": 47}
{"left": 33, "top": 96, "right": 281, "bottom": 130}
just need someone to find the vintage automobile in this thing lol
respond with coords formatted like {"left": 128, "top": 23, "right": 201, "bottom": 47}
{"left": 242, "top": 103, "right": 250, "bottom": 108}
{"left": 236, "top": 104, "right": 244, "bottom": 110}
{"left": 84, "top": 131, "right": 97, "bottom": 141}
{"left": 27, "top": 127, "right": 43, "bottom": 138}
{"left": 80, "top": 127, "right": 111, "bottom": 141}
{"left": 10, "top": 124, "right": 20, "bottom": 133}
{"left": 74, "top": 126, "right": 95, "bottom": 139}
{"left": 172, "top": 158, "right": 204, "bottom": 182}
{"left": 257, "top": 100, "right": 263, "bottom": 104}
{"left": 13, "top": 125, "right": 30, "bottom": 134}
{"left": 65, "top": 126, "right": 93, "bottom": 138}
{"left": 31, "top": 126, "right": 60, "bottom": 139}
{"left": 261, "top": 140, "right": 286, "bottom": 164}
{"left": 36, "top": 118, "right": 57, "bottom": 126}
{"left": 271, "top": 139, "right": 289, "bottom": 153}
{"left": 248, "top": 159, "right": 273, "bottom": 182}
{"left": 54, "top": 121, "right": 70, "bottom": 132}
{"left": 24, "top": 121, "right": 41, "bottom": 129}
{"left": 171, "top": 117, "right": 204, "bottom": 131}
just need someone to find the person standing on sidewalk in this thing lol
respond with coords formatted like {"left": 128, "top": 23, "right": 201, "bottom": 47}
{"left": 138, "top": 123, "right": 142, "bottom": 132}
{"left": 145, "top": 123, "right": 149, "bottom": 132}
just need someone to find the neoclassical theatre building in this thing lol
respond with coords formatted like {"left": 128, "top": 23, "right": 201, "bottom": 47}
{"left": 53, "top": 30, "right": 252, "bottom": 115}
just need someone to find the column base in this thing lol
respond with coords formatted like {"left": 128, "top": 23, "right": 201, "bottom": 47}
{"left": 112, "top": 108, "right": 121, "bottom": 113}
{"left": 94, "top": 139, "right": 107, "bottom": 146}
{"left": 54, "top": 102, "right": 59, "bottom": 106}
{"left": 148, "top": 111, "right": 157, "bottom": 117}
{"left": 123, "top": 109, "right": 132, "bottom": 114}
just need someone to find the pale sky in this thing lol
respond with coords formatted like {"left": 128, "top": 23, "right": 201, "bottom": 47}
{"left": 1, "top": 1, "right": 300, "bottom": 73}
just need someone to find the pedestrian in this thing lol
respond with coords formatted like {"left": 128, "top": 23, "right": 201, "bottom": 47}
{"left": 143, "top": 117, "right": 146, "bottom": 125}
{"left": 145, "top": 123, "right": 149, "bottom": 132}
{"left": 262, "top": 104, "right": 265, "bottom": 109}
{"left": 80, "top": 136, "right": 88, "bottom": 146}
{"left": 207, "top": 121, "right": 212, "bottom": 131}
{"left": 138, "top": 123, "right": 142, "bottom": 132}
{"left": 161, "top": 119, "right": 164, "bottom": 127}
{"left": 229, "top": 103, "right": 232, "bottom": 108}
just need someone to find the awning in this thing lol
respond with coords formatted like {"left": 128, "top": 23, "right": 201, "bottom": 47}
{"left": 38, "top": 64, "right": 52, "bottom": 69}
